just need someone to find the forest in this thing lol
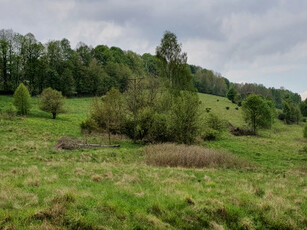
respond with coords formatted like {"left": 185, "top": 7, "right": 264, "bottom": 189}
{"left": 0, "top": 29, "right": 303, "bottom": 110}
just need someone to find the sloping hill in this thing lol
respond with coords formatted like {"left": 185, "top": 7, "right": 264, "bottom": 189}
{"left": 198, "top": 93, "right": 244, "bottom": 127}
{"left": 0, "top": 94, "right": 306, "bottom": 229}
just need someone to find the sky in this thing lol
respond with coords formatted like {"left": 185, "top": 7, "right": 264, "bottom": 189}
{"left": 0, "top": 0, "right": 306, "bottom": 99}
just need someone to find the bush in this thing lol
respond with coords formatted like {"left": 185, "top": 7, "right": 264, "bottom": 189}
{"left": 80, "top": 118, "right": 98, "bottom": 135}
{"left": 242, "top": 95, "right": 275, "bottom": 134}
{"left": 304, "top": 123, "right": 307, "bottom": 139}
{"left": 168, "top": 91, "right": 201, "bottom": 144}
{"left": 39, "top": 88, "right": 65, "bottom": 119}
{"left": 202, "top": 113, "right": 227, "bottom": 141}
{"left": 144, "top": 144, "right": 251, "bottom": 169}
{"left": 13, "top": 83, "right": 31, "bottom": 115}
{"left": 147, "top": 113, "right": 170, "bottom": 143}
{"left": 226, "top": 107, "right": 230, "bottom": 110}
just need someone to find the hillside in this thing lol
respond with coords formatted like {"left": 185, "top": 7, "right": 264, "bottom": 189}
{"left": 0, "top": 94, "right": 306, "bottom": 229}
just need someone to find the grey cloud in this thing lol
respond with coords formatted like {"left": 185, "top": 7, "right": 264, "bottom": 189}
{"left": 0, "top": 0, "right": 306, "bottom": 93}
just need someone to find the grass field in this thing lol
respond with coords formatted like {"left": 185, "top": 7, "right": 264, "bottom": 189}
{"left": 0, "top": 94, "right": 306, "bottom": 229}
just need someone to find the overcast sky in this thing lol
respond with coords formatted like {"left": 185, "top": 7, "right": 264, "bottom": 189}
{"left": 1, "top": 0, "right": 306, "bottom": 99}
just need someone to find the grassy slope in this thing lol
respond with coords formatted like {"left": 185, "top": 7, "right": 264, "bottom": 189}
{"left": 0, "top": 95, "right": 306, "bottom": 230}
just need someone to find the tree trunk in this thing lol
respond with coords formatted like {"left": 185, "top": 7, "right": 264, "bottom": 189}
{"left": 52, "top": 112, "right": 56, "bottom": 119}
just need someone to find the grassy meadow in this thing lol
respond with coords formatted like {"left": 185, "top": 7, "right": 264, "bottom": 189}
{"left": 0, "top": 94, "right": 306, "bottom": 229}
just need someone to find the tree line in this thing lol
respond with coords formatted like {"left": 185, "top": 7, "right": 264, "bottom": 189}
{"left": 0, "top": 28, "right": 303, "bottom": 111}
{"left": 5, "top": 30, "right": 305, "bottom": 145}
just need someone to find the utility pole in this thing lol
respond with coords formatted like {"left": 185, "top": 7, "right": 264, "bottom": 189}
{"left": 127, "top": 77, "right": 144, "bottom": 144}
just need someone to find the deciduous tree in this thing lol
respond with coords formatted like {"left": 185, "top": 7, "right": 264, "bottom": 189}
{"left": 39, "top": 88, "right": 65, "bottom": 119}
{"left": 13, "top": 83, "right": 31, "bottom": 115}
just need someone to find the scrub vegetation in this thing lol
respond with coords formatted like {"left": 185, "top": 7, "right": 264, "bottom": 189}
{"left": 0, "top": 94, "right": 306, "bottom": 229}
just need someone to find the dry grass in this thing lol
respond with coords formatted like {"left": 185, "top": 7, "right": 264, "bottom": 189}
{"left": 144, "top": 144, "right": 252, "bottom": 169}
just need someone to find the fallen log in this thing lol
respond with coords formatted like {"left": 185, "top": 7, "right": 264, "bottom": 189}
{"left": 54, "top": 137, "right": 120, "bottom": 150}
{"left": 77, "top": 144, "right": 120, "bottom": 148}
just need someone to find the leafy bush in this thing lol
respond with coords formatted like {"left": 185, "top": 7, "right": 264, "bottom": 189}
{"left": 147, "top": 113, "right": 170, "bottom": 143}
{"left": 13, "top": 83, "right": 31, "bottom": 115}
{"left": 304, "top": 123, "right": 307, "bottom": 139}
{"left": 202, "top": 113, "right": 227, "bottom": 141}
{"left": 167, "top": 91, "right": 201, "bottom": 144}
{"left": 282, "top": 98, "right": 301, "bottom": 124}
{"left": 39, "top": 88, "right": 65, "bottom": 119}
{"left": 242, "top": 94, "right": 275, "bottom": 134}
{"left": 80, "top": 118, "right": 98, "bottom": 135}
{"left": 226, "top": 107, "right": 230, "bottom": 110}
{"left": 144, "top": 144, "right": 251, "bottom": 169}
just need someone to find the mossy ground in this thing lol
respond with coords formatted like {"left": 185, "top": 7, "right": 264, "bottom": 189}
{"left": 0, "top": 95, "right": 306, "bottom": 229}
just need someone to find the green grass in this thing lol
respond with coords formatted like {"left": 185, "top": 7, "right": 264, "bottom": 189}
{"left": 0, "top": 94, "right": 306, "bottom": 229}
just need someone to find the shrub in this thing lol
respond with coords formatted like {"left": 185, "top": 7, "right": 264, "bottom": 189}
{"left": 87, "top": 88, "right": 125, "bottom": 144}
{"left": 226, "top": 107, "right": 230, "bottom": 110}
{"left": 202, "top": 113, "right": 227, "bottom": 141}
{"left": 144, "top": 144, "right": 251, "bottom": 169}
{"left": 235, "top": 107, "right": 239, "bottom": 110}
{"left": 13, "top": 83, "right": 31, "bottom": 115}
{"left": 242, "top": 95, "right": 275, "bottom": 134}
{"left": 205, "top": 108, "right": 211, "bottom": 113}
{"left": 39, "top": 88, "right": 65, "bottom": 119}
{"left": 304, "top": 123, "right": 307, "bottom": 139}
{"left": 168, "top": 91, "right": 201, "bottom": 144}
{"left": 147, "top": 113, "right": 170, "bottom": 143}
{"left": 80, "top": 118, "right": 98, "bottom": 135}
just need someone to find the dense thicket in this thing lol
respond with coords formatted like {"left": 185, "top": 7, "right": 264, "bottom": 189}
{"left": 0, "top": 29, "right": 302, "bottom": 110}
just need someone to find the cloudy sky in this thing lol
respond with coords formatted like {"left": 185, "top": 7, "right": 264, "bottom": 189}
{"left": 1, "top": 0, "right": 307, "bottom": 99}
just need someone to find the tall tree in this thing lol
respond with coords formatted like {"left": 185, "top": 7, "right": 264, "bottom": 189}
{"left": 242, "top": 94, "right": 275, "bottom": 134}
{"left": 156, "top": 31, "right": 192, "bottom": 90}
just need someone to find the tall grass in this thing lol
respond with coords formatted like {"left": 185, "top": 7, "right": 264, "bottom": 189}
{"left": 144, "top": 143, "right": 252, "bottom": 169}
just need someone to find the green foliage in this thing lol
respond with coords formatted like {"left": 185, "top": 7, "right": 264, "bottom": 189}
{"left": 13, "top": 83, "right": 31, "bottom": 115}
{"left": 226, "top": 87, "right": 238, "bottom": 103}
{"left": 156, "top": 31, "right": 193, "bottom": 91}
{"left": 80, "top": 118, "right": 98, "bottom": 135}
{"left": 304, "top": 123, "right": 307, "bottom": 139}
{"left": 0, "top": 103, "right": 17, "bottom": 119}
{"left": 60, "top": 68, "right": 75, "bottom": 96}
{"left": 242, "top": 94, "right": 275, "bottom": 134}
{"left": 86, "top": 88, "right": 124, "bottom": 144}
{"left": 202, "top": 113, "right": 227, "bottom": 141}
{"left": 282, "top": 98, "right": 301, "bottom": 124}
{"left": 168, "top": 91, "right": 201, "bottom": 144}
{"left": 39, "top": 88, "right": 65, "bottom": 119}
{"left": 299, "top": 99, "right": 307, "bottom": 117}
{"left": 194, "top": 69, "right": 227, "bottom": 96}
